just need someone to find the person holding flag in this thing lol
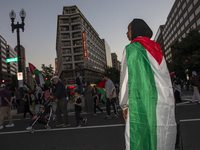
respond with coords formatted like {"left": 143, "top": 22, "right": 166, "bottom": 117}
{"left": 119, "top": 19, "right": 176, "bottom": 150}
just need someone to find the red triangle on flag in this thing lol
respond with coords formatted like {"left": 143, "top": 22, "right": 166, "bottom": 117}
{"left": 29, "top": 63, "right": 36, "bottom": 74}
{"left": 96, "top": 80, "right": 105, "bottom": 89}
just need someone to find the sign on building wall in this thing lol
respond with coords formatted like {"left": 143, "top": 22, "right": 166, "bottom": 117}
{"left": 82, "top": 31, "right": 87, "bottom": 59}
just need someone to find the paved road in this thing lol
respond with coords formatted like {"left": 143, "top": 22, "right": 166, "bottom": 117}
{"left": 0, "top": 105, "right": 126, "bottom": 150}
{"left": 0, "top": 90, "right": 200, "bottom": 150}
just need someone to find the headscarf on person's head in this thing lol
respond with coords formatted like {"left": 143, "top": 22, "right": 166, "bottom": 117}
{"left": 131, "top": 19, "right": 153, "bottom": 40}
{"left": 192, "top": 71, "right": 197, "bottom": 77}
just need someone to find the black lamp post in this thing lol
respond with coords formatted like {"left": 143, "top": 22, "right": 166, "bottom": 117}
{"left": 9, "top": 9, "right": 26, "bottom": 113}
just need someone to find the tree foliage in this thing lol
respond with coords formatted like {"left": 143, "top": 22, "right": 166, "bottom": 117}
{"left": 41, "top": 64, "right": 54, "bottom": 80}
{"left": 172, "top": 29, "right": 200, "bottom": 78}
{"left": 104, "top": 66, "right": 120, "bottom": 84}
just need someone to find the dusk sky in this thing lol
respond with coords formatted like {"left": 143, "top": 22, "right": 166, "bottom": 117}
{"left": 0, "top": 0, "right": 174, "bottom": 71}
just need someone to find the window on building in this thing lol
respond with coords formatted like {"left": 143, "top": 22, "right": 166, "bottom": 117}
{"left": 197, "top": 18, "right": 200, "bottom": 26}
{"left": 181, "top": 25, "right": 184, "bottom": 31}
{"left": 63, "top": 34, "right": 70, "bottom": 39}
{"left": 177, "top": 21, "right": 180, "bottom": 28}
{"left": 65, "top": 64, "right": 72, "bottom": 69}
{"left": 189, "top": 13, "right": 194, "bottom": 22}
{"left": 74, "top": 55, "right": 83, "bottom": 61}
{"left": 177, "top": 1, "right": 180, "bottom": 8}
{"left": 63, "top": 19, "right": 69, "bottom": 24}
{"left": 61, "top": 26, "right": 69, "bottom": 31}
{"left": 188, "top": 4, "right": 193, "bottom": 13}
{"left": 180, "top": 17, "right": 183, "bottom": 23}
{"left": 195, "top": 5, "right": 200, "bottom": 15}
{"left": 183, "top": 11, "right": 187, "bottom": 18}
{"left": 185, "top": 20, "right": 189, "bottom": 27}
{"left": 182, "top": 2, "right": 186, "bottom": 10}
{"left": 179, "top": 9, "right": 182, "bottom": 16}
{"left": 63, "top": 49, "right": 71, "bottom": 54}
{"left": 64, "top": 56, "right": 72, "bottom": 62}
{"left": 64, "top": 41, "right": 71, "bottom": 46}
{"left": 191, "top": 23, "right": 196, "bottom": 29}
{"left": 186, "top": 0, "right": 189, "bottom": 3}
{"left": 194, "top": 0, "right": 198, "bottom": 5}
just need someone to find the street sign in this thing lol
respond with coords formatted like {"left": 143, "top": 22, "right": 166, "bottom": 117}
{"left": 6, "top": 57, "right": 18, "bottom": 63}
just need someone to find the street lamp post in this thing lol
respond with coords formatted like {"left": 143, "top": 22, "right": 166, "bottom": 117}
{"left": 9, "top": 9, "right": 26, "bottom": 113}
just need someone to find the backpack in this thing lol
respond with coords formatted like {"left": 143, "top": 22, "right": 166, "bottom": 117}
{"left": 76, "top": 76, "right": 80, "bottom": 85}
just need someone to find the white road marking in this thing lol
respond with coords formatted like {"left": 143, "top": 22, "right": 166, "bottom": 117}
{"left": 0, "top": 124, "right": 125, "bottom": 135}
{"left": 180, "top": 118, "right": 200, "bottom": 122}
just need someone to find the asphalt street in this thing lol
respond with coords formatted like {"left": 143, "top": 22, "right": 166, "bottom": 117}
{"left": 0, "top": 105, "right": 126, "bottom": 150}
{"left": 0, "top": 90, "right": 200, "bottom": 150}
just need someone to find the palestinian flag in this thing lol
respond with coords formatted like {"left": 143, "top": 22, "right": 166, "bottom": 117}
{"left": 170, "top": 71, "right": 175, "bottom": 77}
{"left": 119, "top": 37, "right": 176, "bottom": 150}
{"left": 29, "top": 63, "right": 45, "bottom": 85}
{"left": 96, "top": 80, "right": 106, "bottom": 102}
{"left": 23, "top": 82, "right": 29, "bottom": 91}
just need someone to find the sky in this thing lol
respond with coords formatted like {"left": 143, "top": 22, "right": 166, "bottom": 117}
{"left": 0, "top": 0, "right": 174, "bottom": 71}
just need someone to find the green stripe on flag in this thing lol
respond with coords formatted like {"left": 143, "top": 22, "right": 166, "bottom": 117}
{"left": 126, "top": 42, "right": 158, "bottom": 150}
{"left": 96, "top": 87, "right": 106, "bottom": 102}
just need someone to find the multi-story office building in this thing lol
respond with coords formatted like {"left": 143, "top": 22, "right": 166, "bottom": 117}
{"left": 111, "top": 53, "right": 120, "bottom": 71}
{"left": 102, "top": 39, "right": 112, "bottom": 68}
{"left": 14, "top": 45, "right": 27, "bottom": 83}
{"left": 156, "top": 0, "right": 200, "bottom": 62}
{"left": 6, "top": 45, "right": 18, "bottom": 85}
{"left": 154, "top": 25, "right": 165, "bottom": 57}
{"left": 56, "top": 5, "right": 107, "bottom": 84}
{"left": 0, "top": 35, "right": 9, "bottom": 84}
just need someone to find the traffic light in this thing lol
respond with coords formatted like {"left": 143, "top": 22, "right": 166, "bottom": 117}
{"left": 2, "top": 79, "right": 5, "bottom": 83}
{"left": 185, "top": 60, "right": 188, "bottom": 62}
{"left": 45, "top": 77, "right": 48, "bottom": 81}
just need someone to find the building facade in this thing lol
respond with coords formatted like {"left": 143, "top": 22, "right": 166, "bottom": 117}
{"left": 102, "top": 39, "right": 112, "bottom": 67}
{"left": 0, "top": 36, "right": 18, "bottom": 87}
{"left": 56, "top": 6, "right": 107, "bottom": 84}
{"left": 157, "top": 0, "right": 200, "bottom": 62}
{"left": 6, "top": 45, "right": 18, "bottom": 86}
{"left": 14, "top": 45, "right": 27, "bottom": 83}
{"left": 111, "top": 53, "right": 120, "bottom": 71}
{"left": 0, "top": 35, "right": 9, "bottom": 84}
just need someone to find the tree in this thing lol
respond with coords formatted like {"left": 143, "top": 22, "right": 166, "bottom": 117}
{"left": 41, "top": 64, "right": 54, "bottom": 80}
{"left": 172, "top": 29, "right": 200, "bottom": 78}
{"left": 104, "top": 66, "right": 120, "bottom": 84}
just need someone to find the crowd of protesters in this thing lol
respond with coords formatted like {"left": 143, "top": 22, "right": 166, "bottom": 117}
{"left": 0, "top": 73, "right": 121, "bottom": 130}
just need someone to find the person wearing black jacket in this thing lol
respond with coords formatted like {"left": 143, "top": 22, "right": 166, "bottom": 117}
{"left": 22, "top": 90, "right": 33, "bottom": 118}
{"left": 50, "top": 76, "right": 70, "bottom": 128}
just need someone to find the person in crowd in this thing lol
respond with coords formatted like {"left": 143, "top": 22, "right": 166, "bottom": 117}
{"left": 35, "top": 86, "right": 43, "bottom": 114}
{"left": 83, "top": 81, "right": 93, "bottom": 114}
{"left": 0, "top": 84, "right": 14, "bottom": 129}
{"left": 73, "top": 89, "right": 87, "bottom": 127}
{"left": 119, "top": 18, "right": 176, "bottom": 150}
{"left": 190, "top": 71, "right": 200, "bottom": 103}
{"left": 173, "top": 74, "right": 182, "bottom": 103}
{"left": 76, "top": 72, "right": 83, "bottom": 95}
{"left": 104, "top": 73, "right": 119, "bottom": 119}
{"left": 50, "top": 76, "right": 70, "bottom": 127}
{"left": 92, "top": 85, "right": 103, "bottom": 115}
{"left": 22, "top": 90, "right": 33, "bottom": 118}
{"left": 31, "top": 89, "right": 36, "bottom": 111}
{"left": 15, "top": 88, "right": 20, "bottom": 108}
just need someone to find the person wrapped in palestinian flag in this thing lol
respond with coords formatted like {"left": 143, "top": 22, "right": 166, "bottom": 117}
{"left": 119, "top": 19, "right": 177, "bottom": 150}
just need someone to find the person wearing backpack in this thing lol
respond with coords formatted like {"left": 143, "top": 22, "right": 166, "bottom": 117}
{"left": 76, "top": 72, "right": 83, "bottom": 95}
{"left": 22, "top": 90, "right": 33, "bottom": 118}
